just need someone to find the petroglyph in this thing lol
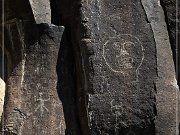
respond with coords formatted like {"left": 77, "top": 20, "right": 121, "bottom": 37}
{"left": 36, "top": 83, "right": 42, "bottom": 90}
{"left": 110, "top": 99, "right": 123, "bottom": 116}
{"left": 100, "top": 75, "right": 110, "bottom": 93}
{"left": 110, "top": 99, "right": 124, "bottom": 133}
{"left": 35, "top": 42, "right": 40, "bottom": 50}
{"left": 34, "top": 92, "right": 50, "bottom": 117}
{"left": 35, "top": 64, "right": 46, "bottom": 74}
{"left": 103, "top": 34, "right": 144, "bottom": 78}
{"left": 107, "top": 13, "right": 122, "bottom": 21}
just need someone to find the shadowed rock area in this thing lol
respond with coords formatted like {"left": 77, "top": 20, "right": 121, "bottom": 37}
{"left": 4, "top": 0, "right": 35, "bottom": 22}
{"left": 160, "top": 0, "right": 179, "bottom": 85}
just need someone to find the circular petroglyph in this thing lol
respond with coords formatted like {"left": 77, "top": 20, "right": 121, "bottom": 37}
{"left": 103, "top": 34, "right": 144, "bottom": 73}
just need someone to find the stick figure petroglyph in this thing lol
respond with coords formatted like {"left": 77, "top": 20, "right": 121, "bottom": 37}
{"left": 110, "top": 99, "right": 124, "bottom": 133}
{"left": 35, "top": 92, "right": 50, "bottom": 117}
{"left": 110, "top": 99, "right": 123, "bottom": 116}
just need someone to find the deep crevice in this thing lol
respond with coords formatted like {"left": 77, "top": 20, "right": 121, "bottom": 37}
{"left": 50, "top": 0, "right": 82, "bottom": 134}
{"left": 160, "top": 0, "right": 179, "bottom": 87}
{"left": 56, "top": 26, "right": 81, "bottom": 135}
{"left": 0, "top": 47, "right": 8, "bottom": 82}
{"left": 160, "top": 0, "right": 176, "bottom": 70}
{"left": 50, "top": 0, "right": 62, "bottom": 26}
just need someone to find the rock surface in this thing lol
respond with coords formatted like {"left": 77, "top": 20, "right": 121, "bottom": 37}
{"left": 2, "top": 21, "right": 66, "bottom": 135}
{"left": 0, "top": 78, "right": 5, "bottom": 121}
{"left": 75, "top": 0, "right": 158, "bottom": 134}
{"left": 29, "top": 0, "right": 51, "bottom": 24}
{"left": 1, "top": 0, "right": 179, "bottom": 134}
{"left": 142, "top": 0, "right": 179, "bottom": 134}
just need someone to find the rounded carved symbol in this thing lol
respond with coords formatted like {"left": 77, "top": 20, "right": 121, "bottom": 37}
{"left": 103, "top": 34, "right": 144, "bottom": 73}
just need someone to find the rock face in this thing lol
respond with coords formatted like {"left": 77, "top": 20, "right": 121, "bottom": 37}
{"left": 2, "top": 21, "right": 66, "bottom": 135}
{"left": 0, "top": 78, "right": 5, "bottom": 121}
{"left": 141, "top": 0, "right": 179, "bottom": 134}
{"left": 157, "top": 1, "right": 180, "bottom": 133}
{"left": 1, "top": 0, "right": 179, "bottom": 134}
{"left": 29, "top": 0, "right": 51, "bottom": 24}
{"left": 75, "top": 0, "right": 157, "bottom": 134}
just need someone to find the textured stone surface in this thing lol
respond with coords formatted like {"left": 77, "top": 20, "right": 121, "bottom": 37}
{"left": 75, "top": 0, "right": 157, "bottom": 134}
{"left": 1, "top": 0, "right": 179, "bottom": 134}
{"left": 142, "top": 0, "right": 179, "bottom": 134}
{"left": 2, "top": 21, "right": 66, "bottom": 135}
{"left": 29, "top": 0, "right": 51, "bottom": 24}
{"left": 0, "top": 78, "right": 5, "bottom": 121}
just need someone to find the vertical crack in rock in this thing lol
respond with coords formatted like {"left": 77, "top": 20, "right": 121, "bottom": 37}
{"left": 50, "top": 0, "right": 82, "bottom": 134}
{"left": 16, "top": 21, "right": 25, "bottom": 86}
{"left": 56, "top": 26, "right": 82, "bottom": 135}
{"left": 50, "top": 0, "right": 61, "bottom": 25}
{"left": 160, "top": 0, "right": 176, "bottom": 70}
{"left": 159, "top": 0, "right": 180, "bottom": 88}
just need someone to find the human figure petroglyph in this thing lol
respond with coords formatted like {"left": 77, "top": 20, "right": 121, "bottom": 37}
{"left": 110, "top": 99, "right": 124, "bottom": 134}
{"left": 35, "top": 92, "right": 50, "bottom": 117}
